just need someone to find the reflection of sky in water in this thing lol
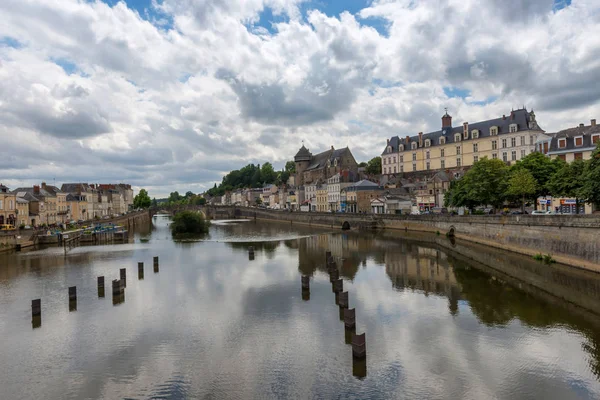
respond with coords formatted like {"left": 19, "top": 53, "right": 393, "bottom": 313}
{"left": 0, "top": 216, "right": 599, "bottom": 399}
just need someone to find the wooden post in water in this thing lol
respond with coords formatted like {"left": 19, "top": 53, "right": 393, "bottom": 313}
{"left": 97, "top": 276, "right": 105, "bottom": 298}
{"left": 31, "top": 299, "right": 41, "bottom": 328}
{"left": 153, "top": 256, "right": 159, "bottom": 273}
{"left": 301, "top": 276, "right": 310, "bottom": 291}
{"left": 248, "top": 246, "right": 255, "bottom": 261}
{"left": 352, "top": 357, "right": 367, "bottom": 379}
{"left": 333, "top": 279, "right": 343, "bottom": 293}
{"left": 68, "top": 286, "right": 77, "bottom": 311}
{"left": 329, "top": 266, "right": 339, "bottom": 283}
{"left": 351, "top": 333, "right": 366, "bottom": 359}
{"left": 339, "top": 291, "right": 349, "bottom": 309}
{"left": 344, "top": 308, "right": 356, "bottom": 329}
{"left": 325, "top": 251, "right": 331, "bottom": 264}
{"left": 138, "top": 262, "right": 144, "bottom": 280}
{"left": 120, "top": 268, "right": 126, "bottom": 287}
{"left": 112, "top": 279, "right": 125, "bottom": 305}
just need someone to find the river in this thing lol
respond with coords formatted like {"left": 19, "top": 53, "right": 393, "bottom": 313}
{"left": 1, "top": 215, "right": 600, "bottom": 399}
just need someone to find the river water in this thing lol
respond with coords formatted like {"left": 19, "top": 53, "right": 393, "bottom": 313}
{"left": 1, "top": 215, "right": 600, "bottom": 399}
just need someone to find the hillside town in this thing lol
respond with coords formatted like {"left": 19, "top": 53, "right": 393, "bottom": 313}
{"left": 0, "top": 183, "right": 134, "bottom": 228}
{"left": 207, "top": 108, "right": 600, "bottom": 215}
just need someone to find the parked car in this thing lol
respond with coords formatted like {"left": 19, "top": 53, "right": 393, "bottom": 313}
{"left": 531, "top": 210, "right": 547, "bottom": 215}
{"left": 410, "top": 210, "right": 421, "bottom": 216}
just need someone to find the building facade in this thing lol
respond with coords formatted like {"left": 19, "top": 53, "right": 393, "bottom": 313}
{"left": 542, "top": 119, "right": 599, "bottom": 162}
{"left": 0, "top": 184, "right": 16, "bottom": 226}
{"left": 382, "top": 108, "right": 545, "bottom": 175}
{"left": 294, "top": 145, "right": 358, "bottom": 186}
{"left": 345, "top": 180, "right": 384, "bottom": 213}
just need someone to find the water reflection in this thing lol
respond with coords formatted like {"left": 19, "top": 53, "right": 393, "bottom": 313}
{"left": 0, "top": 217, "right": 600, "bottom": 399}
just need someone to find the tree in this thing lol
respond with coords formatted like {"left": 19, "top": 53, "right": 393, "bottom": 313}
{"left": 549, "top": 159, "right": 587, "bottom": 213}
{"left": 366, "top": 157, "right": 382, "bottom": 175}
{"left": 261, "top": 162, "right": 277, "bottom": 184}
{"left": 151, "top": 197, "right": 158, "bottom": 208}
{"left": 512, "top": 152, "right": 561, "bottom": 206}
{"left": 133, "top": 189, "right": 152, "bottom": 209}
{"left": 170, "top": 211, "right": 209, "bottom": 236}
{"left": 358, "top": 162, "right": 367, "bottom": 168}
{"left": 581, "top": 142, "right": 600, "bottom": 209}
{"left": 445, "top": 157, "right": 508, "bottom": 210}
{"left": 185, "top": 191, "right": 194, "bottom": 198}
{"left": 507, "top": 168, "right": 537, "bottom": 212}
{"left": 168, "top": 191, "right": 182, "bottom": 204}
{"left": 285, "top": 161, "right": 296, "bottom": 174}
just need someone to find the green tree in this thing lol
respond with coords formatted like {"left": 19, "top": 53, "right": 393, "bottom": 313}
{"left": 170, "top": 211, "right": 209, "bottom": 236}
{"left": 445, "top": 157, "right": 508, "bottom": 210}
{"left": 507, "top": 168, "right": 538, "bottom": 212}
{"left": 261, "top": 162, "right": 277, "bottom": 184}
{"left": 581, "top": 142, "right": 600, "bottom": 209}
{"left": 358, "top": 161, "right": 367, "bottom": 168}
{"left": 133, "top": 189, "right": 152, "bottom": 209}
{"left": 285, "top": 161, "right": 296, "bottom": 174}
{"left": 151, "top": 197, "right": 158, "bottom": 208}
{"left": 512, "top": 152, "right": 561, "bottom": 206}
{"left": 366, "top": 156, "right": 382, "bottom": 175}
{"left": 548, "top": 159, "right": 587, "bottom": 214}
{"left": 168, "top": 191, "right": 182, "bottom": 204}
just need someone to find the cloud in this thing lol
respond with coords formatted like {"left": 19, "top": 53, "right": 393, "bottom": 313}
{"left": 0, "top": 0, "right": 598, "bottom": 197}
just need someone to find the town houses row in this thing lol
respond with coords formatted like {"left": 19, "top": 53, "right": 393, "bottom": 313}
{"left": 209, "top": 108, "right": 599, "bottom": 214}
{"left": 0, "top": 182, "right": 134, "bottom": 227}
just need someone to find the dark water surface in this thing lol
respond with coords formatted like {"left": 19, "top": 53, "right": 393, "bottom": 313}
{"left": 1, "top": 216, "right": 600, "bottom": 399}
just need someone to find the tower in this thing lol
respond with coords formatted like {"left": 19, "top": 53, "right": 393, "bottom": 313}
{"left": 294, "top": 144, "right": 312, "bottom": 186}
{"left": 441, "top": 108, "right": 452, "bottom": 129}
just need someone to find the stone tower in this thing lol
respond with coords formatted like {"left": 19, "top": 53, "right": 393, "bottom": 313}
{"left": 294, "top": 144, "right": 312, "bottom": 186}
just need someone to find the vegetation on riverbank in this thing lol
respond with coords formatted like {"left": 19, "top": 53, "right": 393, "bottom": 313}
{"left": 170, "top": 211, "right": 210, "bottom": 237}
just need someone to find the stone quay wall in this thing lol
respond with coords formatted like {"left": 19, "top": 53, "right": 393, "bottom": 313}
{"left": 209, "top": 207, "right": 600, "bottom": 271}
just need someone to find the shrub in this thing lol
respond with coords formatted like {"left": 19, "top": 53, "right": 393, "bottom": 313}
{"left": 170, "top": 211, "right": 210, "bottom": 236}
{"left": 533, "top": 253, "right": 544, "bottom": 261}
{"left": 436, "top": 230, "right": 440, "bottom": 236}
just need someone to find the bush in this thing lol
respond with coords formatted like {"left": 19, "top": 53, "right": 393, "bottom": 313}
{"left": 533, "top": 253, "right": 556, "bottom": 264}
{"left": 170, "top": 211, "right": 210, "bottom": 236}
{"left": 533, "top": 253, "right": 544, "bottom": 261}
{"left": 19, "top": 224, "right": 25, "bottom": 230}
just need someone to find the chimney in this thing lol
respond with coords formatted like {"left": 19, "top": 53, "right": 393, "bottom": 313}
{"left": 511, "top": 111, "right": 515, "bottom": 120}
{"left": 34, "top": 185, "right": 40, "bottom": 194}
{"left": 41, "top": 182, "right": 47, "bottom": 190}
{"left": 331, "top": 145, "right": 334, "bottom": 150}
{"left": 463, "top": 122, "right": 469, "bottom": 137}
{"left": 579, "top": 123, "right": 585, "bottom": 128}
{"left": 418, "top": 132, "right": 423, "bottom": 147}
{"left": 503, "top": 114, "right": 506, "bottom": 120}
{"left": 592, "top": 119, "right": 597, "bottom": 126}
{"left": 405, "top": 135, "right": 410, "bottom": 145}
{"left": 387, "top": 138, "right": 390, "bottom": 145}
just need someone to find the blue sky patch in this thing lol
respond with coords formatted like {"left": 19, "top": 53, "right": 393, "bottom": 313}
{"left": 52, "top": 58, "right": 78, "bottom": 75}
{"left": 553, "top": 0, "right": 572, "bottom": 12}
{"left": 0, "top": 36, "right": 22, "bottom": 49}
{"left": 444, "top": 86, "right": 470, "bottom": 99}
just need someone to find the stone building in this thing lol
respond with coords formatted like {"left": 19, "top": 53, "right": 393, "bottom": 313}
{"left": 12, "top": 184, "right": 58, "bottom": 225}
{"left": 541, "top": 119, "right": 599, "bottom": 162}
{"left": 294, "top": 145, "right": 358, "bottom": 186}
{"left": 0, "top": 184, "right": 16, "bottom": 226}
{"left": 381, "top": 108, "right": 545, "bottom": 175}
{"left": 345, "top": 180, "right": 384, "bottom": 213}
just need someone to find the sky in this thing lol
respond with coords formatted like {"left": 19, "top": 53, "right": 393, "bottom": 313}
{"left": 0, "top": 0, "right": 598, "bottom": 198}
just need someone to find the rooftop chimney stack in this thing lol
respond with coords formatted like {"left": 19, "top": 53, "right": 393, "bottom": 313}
{"left": 34, "top": 185, "right": 40, "bottom": 194}
{"left": 503, "top": 115, "right": 506, "bottom": 120}
{"left": 463, "top": 122, "right": 469, "bottom": 137}
{"left": 405, "top": 135, "right": 410, "bottom": 145}
{"left": 41, "top": 182, "right": 47, "bottom": 190}
{"left": 592, "top": 119, "right": 597, "bottom": 126}
{"left": 418, "top": 132, "right": 423, "bottom": 147}
{"left": 579, "top": 123, "right": 585, "bottom": 128}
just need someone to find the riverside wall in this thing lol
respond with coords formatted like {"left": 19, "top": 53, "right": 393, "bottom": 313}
{"left": 210, "top": 207, "right": 600, "bottom": 271}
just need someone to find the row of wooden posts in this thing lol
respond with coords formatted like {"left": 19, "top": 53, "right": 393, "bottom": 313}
{"left": 30, "top": 256, "right": 160, "bottom": 328}
{"left": 301, "top": 251, "right": 367, "bottom": 364}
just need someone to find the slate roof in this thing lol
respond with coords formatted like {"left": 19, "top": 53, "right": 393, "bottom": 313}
{"left": 382, "top": 108, "right": 541, "bottom": 155}
{"left": 61, "top": 183, "right": 95, "bottom": 194}
{"left": 12, "top": 187, "right": 54, "bottom": 197}
{"left": 305, "top": 147, "right": 353, "bottom": 172}
{"left": 294, "top": 145, "right": 312, "bottom": 161}
{"left": 547, "top": 123, "right": 600, "bottom": 153}
{"left": 346, "top": 180, "right": 383, "bottom": 192}
{"left": 0, "top": 184, "right": 9, "bottom": 193}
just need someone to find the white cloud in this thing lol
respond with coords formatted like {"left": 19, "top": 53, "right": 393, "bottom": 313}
{"left": 0, "top": 0, "right": 599, "bottom": 197}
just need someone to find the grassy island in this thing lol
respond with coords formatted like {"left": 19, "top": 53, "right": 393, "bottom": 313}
{"left": 170, "top": 211, "right": 210, "bottom": 237}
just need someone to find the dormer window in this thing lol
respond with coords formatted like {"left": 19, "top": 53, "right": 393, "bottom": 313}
{"left": 387, "top": 146, "right": 392, "bottom": 153}
{"left": 558, "top": 138, "right": 567, "bottom": 148}
{"left": 411, "top": 142, "right": 417, "bottom": 150}
{"left": 471, "top": 129, "right": 479, "bottom": 139}
{"left": 509, "top": 124, "right": 518, "bottom": 133}
{"left": 463, "top": 131, "right": 468, "bottom": 140}
{"left": 490, "top": 126, "right": 498, "bottom": 136}
{"left": 593, "top": 134, "right": 600, "bottom": 144}
{"left": 334, "top": 158, "right": 338, "bottom": 166}
{"left": 455, "top": 133, "right": 461, "bottom": 142}
{"left": 399, "top": 144, "right": 404, "bottom": 152}
{"left": 439, "top": 137, "right": 446, "bottom": 145}
{"left": 574, "top": 136, "right": 583, "bottom": 147}
{"left": 425, "top": 139, "right": 431, "bottom": 147}
{"left": 327, "top": 160, "right": 331, "bottom": 167}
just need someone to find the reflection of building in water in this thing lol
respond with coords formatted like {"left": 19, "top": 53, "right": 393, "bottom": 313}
{"left": 299, "top": 234, "right": 369, "bottom": 279}
{"left": 385, "top": 243, "right": 462, "bottom": 314}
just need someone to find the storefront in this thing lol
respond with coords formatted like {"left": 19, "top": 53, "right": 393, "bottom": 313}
{"left": 537, "top": 197, "right": 588, "bottom": 214}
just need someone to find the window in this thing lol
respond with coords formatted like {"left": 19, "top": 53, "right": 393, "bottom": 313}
{"left": 383, "top": 158, "right": 387, "bottom": 165}
{"left": 593, "top": 135, "right": 600, "bottom": 144}
{"left": 400, "top": 155, "right": 404, "bottom": 163}
{"left": 474, "top": 155, "right": 479, "bottom": 163}
{"left": 492, "top": 153, "right": 498, "bottom": 159}
{"left": 492, "top": 140, "right": 497, "bottom": 150}
{"left": 411, "top": 142, "right": 417, "bottom": 150}
{"left": 520, "top": 136, "right": 525, "bottom": 146}
{"left": 574, "top": 153, "right": 583, "bottom": 160}
{"left": 464, "top": 130, "right": 469, "bottom": 140}
{"left": 558, "top": 154, "right": 566, "bottom": 161}
{"left": 490, "top": 126, "right": 498, "bottom": 136}
{"left": 393, "top": 157, "right": 396, "bottom": 163}
{"left": 440, "top": 149, "right": 445, "bottom": 157}
{"left": 502, "top": 139, "right": 507, "bottom": 148}
{"left": 426, "top": 162, "right": 430, "bottom": 170}
{"left": 441, "top": 160, "right": 445, "bottom": 169}
{"left": 511, "top": 150, "right": 517, "bottom": 161}
{"left": 0, "top": 200, "right": 3, "bottom": 210}
{"left": 426, "top": 151, "right": 430, "bottom": 159}
{"left": 509, "top": 124, "right": 518, "bottom": 133}
{"left": 575, "top": 136, "right": 583, "bottom": 147}
{"left": 455, "top": 134, "right": 461, "bottom": 142}
{"left": 412, "top": 164, "right": 416, "bottom": 171}
{"left": 412, "top": 153, "right": 417, "bottom": 161}
{"left": 387, "top": 146, "right": 392, "bottom": 153}
{"left": 400, "top": 165, "right": 404, "bottom": 173}
{"left": 399, "top": 144, "right": 404, "bottom": 151}
{"left": 503, "top": 152, "right": 508, "bottom": 162}
{"left": 456, "top": 146, "right": 461, "bottom": 155}
{"left": 440, "top": 137, "right": 446, "bottom": 145}
{"left": 457, "top": 158, "right": 462, "bottom": 167}
{"left": 471, "top": 130, "right": 479, "bottom": 139}
{"left": 394, "top": 166, "right": 397, "bottom": 173}
{"left": 521, "top": 149, "right": 526, "bottom": 158}
{"left": 511, "top": 137, "right": 516, "bottom": 147}
{"left": 473, "top": 143, "right": 478, "bottom": 153}
{"left": 530, "top": 135, "right": 535, "bottom": 145}
{"left": 383, "top": 167, "right": 387, "bottom": 174}
{"left": 559, "top": 139, "right": 567, "bottom": 148}
{"left": 425, "top": 139, "right": 431, "bottom": 147}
